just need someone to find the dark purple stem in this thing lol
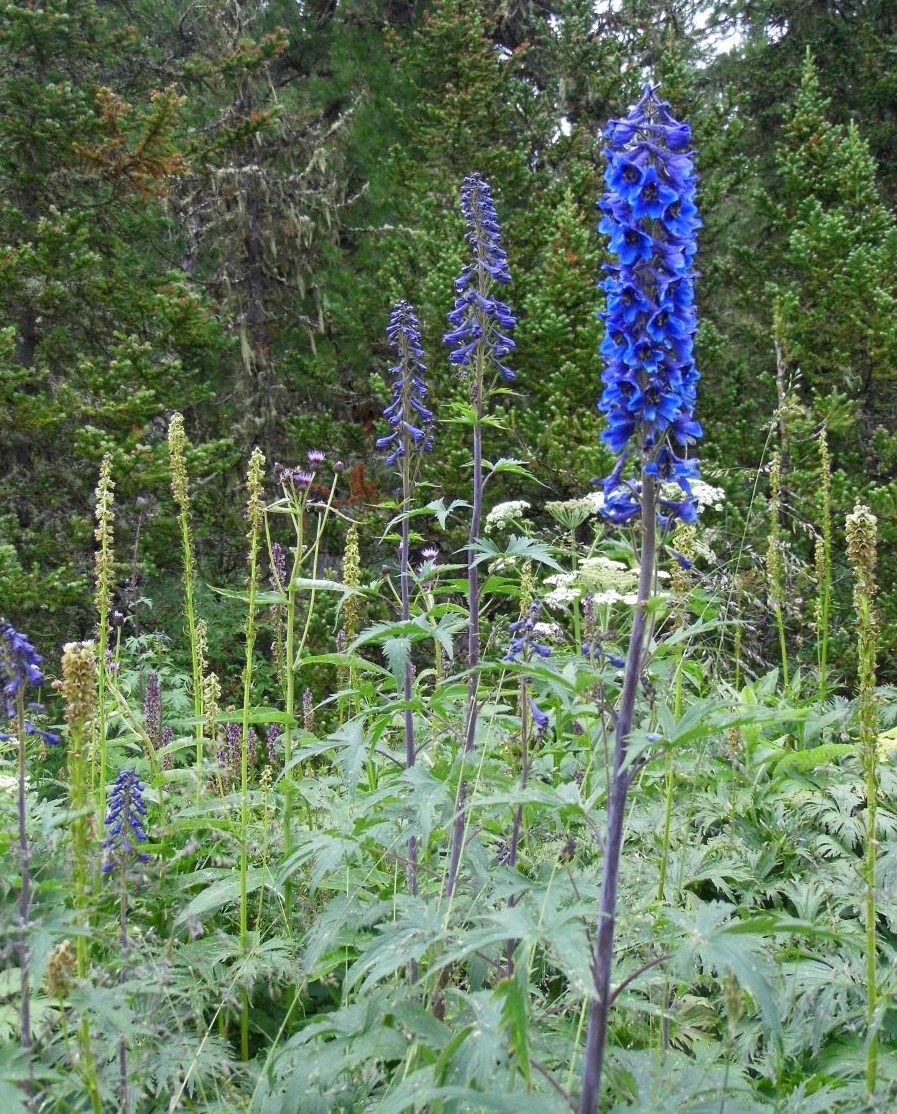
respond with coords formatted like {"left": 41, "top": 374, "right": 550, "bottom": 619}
{"left": 444, "top": 326, "right": 486, "bottom": 903}
{"left": 506, "top": 677, "right": 530, "bottom": 975}
{"left": 118, "top": 859, "right": 129, "bottom": 1112}
{"left": 399, "top": 454, "right": 420, "bottom": 975}
{"left": 580, "top": 473, "right": 657, "bottom": 1114}
{"left": 16, "top": 690, "right": 31, "bottom": 1068}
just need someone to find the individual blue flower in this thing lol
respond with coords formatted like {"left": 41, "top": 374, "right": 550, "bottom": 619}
{"left": 377, "top": 300, "right": 434, "bottom": 466}
{"left": 596, "top": 85, "right": 702, "bottom": 526}
{"left": 444, "top": 174, "right": 517, "bottom": 382}
{"left": 0, "top": 620, "right": 59, "bottom": 744}
{"left": 102, "top": 768, "right": 149, "bottom": 873}
{"left": 503, "top": 602, "right": 553, "bottom": 664}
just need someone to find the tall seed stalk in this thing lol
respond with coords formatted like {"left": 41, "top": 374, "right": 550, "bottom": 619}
{"left": 168, "top": 415, "right": 204, "bottom": 797}
{"left": 61, "top": 641, "right": 103, "bottom": 1113}
{"left": 846, "top": 503, "right": 880, "bottom": 1094}
{"left": 94, "top": 454, "right": 115, "bottom": 814}
{"left": 815, "top": 428, "right": 833, "bottom": 701}
{"left": 240, "top": 448, "right": 265, "bottom": 1059}
{"left": 442, "top": 175, "right": 517, "bottom": 902}
{"left": 766, "top": 451, "right": 789, "bottom": 689}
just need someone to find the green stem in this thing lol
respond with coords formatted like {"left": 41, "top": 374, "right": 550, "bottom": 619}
{"left": 656, "top": 649, "right": 684, "bottom": 903}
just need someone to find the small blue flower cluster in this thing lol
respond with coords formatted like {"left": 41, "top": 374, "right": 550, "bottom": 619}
{"left": 596, "top": 85, "right": 702, "bottom": 524}
{"left": 377, "top": 300, "right": 434, "bottom": 465}
{"left": 503, "top": 602, "right": 552, "bottom": 664}
{"left": 503, "top": 602, "right": 551, "bottom": 731}
{"left": 444, "top": 174, "right": 517, "bottom": 382}
{"left": 103, "top": 768, "right": 149, "bottom": 873}
{"left": 0, "top": 620, "right": 59, "bottom": 744}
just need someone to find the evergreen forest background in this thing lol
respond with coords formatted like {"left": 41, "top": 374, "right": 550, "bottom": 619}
{"left": 5, "top": 0, "right": 897, "bottom": 682}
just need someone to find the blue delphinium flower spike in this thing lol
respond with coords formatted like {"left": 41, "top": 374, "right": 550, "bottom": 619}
{"left": 503, "top": 602, "right": 551, "bottom": 730}
{"left": 102, "top": 769, "right": 150, "bottom": 873}
{"left": 377, "top": 301, "right": 434, "bottom": 465}
{"left": 596, "top": 85, "right": 702, "bottom": 524}
{"left": 0, "top": 620, "right": 59, "bottom": 744}
{"left": 444, "top": 174, "right": 517, "bottom": 382}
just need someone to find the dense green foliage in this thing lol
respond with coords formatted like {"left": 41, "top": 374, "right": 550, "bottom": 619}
{"left": 4, "top": 2, "right": 897, "bottom": 1111}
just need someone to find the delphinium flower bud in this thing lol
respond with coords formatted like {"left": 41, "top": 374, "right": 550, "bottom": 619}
{"left": 1, "top": 621, "right": 59, "bottom": 744}
{"left": 303, "top": 687, "right": 315, "bottom": 734}
{"left": 102, "top": 769, "right": 149, "bottom": 873}
{"left": 161, "top": 726, "right": 173, "bottom": 771}
{"left": 444, "top": 174, "right": 517, "bottom": 383}
{"left": 596, "top": 85, "right": 702, "bottom": 525}
{"left": 377, "top": 301, "right": 434, "bottom": 465}
{"left": 266, "top": 723, "right": 281, "bottom": 767}
{"left": 143, "top": 671, "right": 161, "bottom": 748}
{"left": 225, "top": 721, "right": 241, "bottom": 777}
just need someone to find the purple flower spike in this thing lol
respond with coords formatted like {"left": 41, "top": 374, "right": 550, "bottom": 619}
{"left": 102, "top": 768, "right": 150, "bottom": 873}
{"left": 1, "top": 620, "right": 59, "bottom": 744}
{"left": 444, "top": 174, "right": 517, "bottom": 383}
{"left": 378, "top": 301, "right": 434, "bottom": 466}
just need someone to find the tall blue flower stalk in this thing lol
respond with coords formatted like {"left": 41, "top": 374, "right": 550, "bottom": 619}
{"left": 378, "top": 300, "right": 433, "bottom": 914}
{"left": 103, "top": 767, "right": 150, "bottom": 1110}
{"left": 1, "top": 620, "right": 52, "bottom": 1064}
{"left": 581, "top": 86, "right": 701, "bottom": 1114}
{"left": 443, "top": 174, "right": 516, "bottom": 901}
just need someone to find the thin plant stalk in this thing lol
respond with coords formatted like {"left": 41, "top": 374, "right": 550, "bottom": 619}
{"left": 117, "top": 856, "right": 129, "bottom": 1113}
{"left": 816, "top": 428, "right": 833, "bottom": 701}
{"left": 94, "top": 454, "right": 114, "bottom": 816}
{"left": 169, "top": 416, "right": 204, "bottom": 799}
{"left": 656, "top": 646, "right": 684, "bottom": 903}
{"left": 846, "top": 504, "right": 879, "bottom": 1094}
{"left": 580, "top": 473, "right": 657, "bottom": 1113}
{"left": 240, "top": 448, "right": 265, "bottom": 1060}
{"left": 16, "top": 689, "right": 31, "bottom": 1068}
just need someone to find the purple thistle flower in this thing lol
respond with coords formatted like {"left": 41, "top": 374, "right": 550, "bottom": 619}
{"left": 307, "top": 449, "right": 325, "bottom": 466}
{"left": 377, "top": 301, "right": 434, "bottom": 466}
{"left": 0, "top": 620, "right": 59, "bottom": 744}
{"left": 596, "top": 85, "right": 702, "bottom": 524}
{"left": 444, "top": 175, "right": 517, "bottom": 382}
{"left": 102, "top": 769, "right": 149, "bottom": 873}
{"left": 143, "top": 671, "right": 161, "bottom": 748}
{"left": 274, "top": 464, "right": 314, "bottom": 489}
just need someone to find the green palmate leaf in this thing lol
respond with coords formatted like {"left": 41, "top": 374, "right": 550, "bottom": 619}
{"left": 668, "top": 902, "right": 783, "bottom": 1042}
{"left": 472, "top": 534, "right": 564, "bottom": 571}
{"left": 483, "top": 457, "right": 533, "bottom": 480}
{"left": 426, "top": 497, "right": 472, "bottom": 528}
